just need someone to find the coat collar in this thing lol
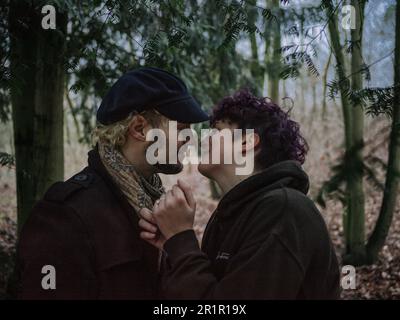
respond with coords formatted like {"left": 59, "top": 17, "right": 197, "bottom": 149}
{"left": 216, "top": 160, "right": 310, "bottom": 219}
{"left": 87, "top": 147, "right": 160, "bottom": 275}
{"left": 87, "top": 147, "right": 141, "bottom": 230}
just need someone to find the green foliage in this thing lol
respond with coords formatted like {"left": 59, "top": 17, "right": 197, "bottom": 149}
{"left": 359, "top": 86, "right": 396, "bottom": 117}
{"left": 60, "top": 0, "right": 272, "bottom": 142}
{"left": 280, "top": 51, "right": 320, "bottom": 78}
{"left": 316, "top": 140, "right": 399, "bottom": 253}
{"left": 1, "top": 0, "right": 314, "bottom": 134}
{"left": 327, "top": 79, "right": 396, "bottom": 118}
{"left": 277, "top": 1, "right": 329, "bottom": 81}
{"left": 315, "top": 140, "right": 394, "bottom": 209}
{"left": 316, "top": 144, "right": 362, "bottom": 209}
{"left": 0, "top": 152, "right": 15, "bottom": 167}
{"left": 0, "top": 0, "right": 396, "bottom": 139}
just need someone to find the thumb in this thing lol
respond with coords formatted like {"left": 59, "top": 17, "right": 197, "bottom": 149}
{"left": 177, "top": 179, "right": 196, "bottom": 209}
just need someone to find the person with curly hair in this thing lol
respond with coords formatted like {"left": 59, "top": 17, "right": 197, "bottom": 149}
{"left": 139, "top": 89, "right": 341, "bottom": 300}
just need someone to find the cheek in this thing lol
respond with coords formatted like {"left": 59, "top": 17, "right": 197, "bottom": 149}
{"left": 209, "top": 139, "right": 222, "bottom": 162}
{"left": 219, "top": 141, "right": 226, "bottom": 160}
{"left": 177, "top": 137, "right": 187, "bottom": 150}
{"left": 218, "top": 138, "right": 235, "bottom": 163}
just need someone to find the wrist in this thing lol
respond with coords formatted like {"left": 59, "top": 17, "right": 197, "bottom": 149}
{"left": 164, "top": 225, "right": 194, "bottom": 241}
{"left": 163, "top": 229, "right": 200, "bottom": 263}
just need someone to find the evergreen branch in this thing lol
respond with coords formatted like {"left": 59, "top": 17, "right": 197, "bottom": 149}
{"left": 0, "top": 152, "right": 15, "bottom": 168}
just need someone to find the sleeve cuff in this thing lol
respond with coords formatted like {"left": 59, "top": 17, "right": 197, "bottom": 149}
{"left": 163, "top": 229, "right": 200, "bottom": 263}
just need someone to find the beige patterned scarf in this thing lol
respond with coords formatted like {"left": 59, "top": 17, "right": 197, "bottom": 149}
{"left": 98, "top": 140, "right": 165, "bottom": 213}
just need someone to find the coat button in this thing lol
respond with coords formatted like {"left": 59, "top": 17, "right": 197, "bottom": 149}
{"left": 74, "top": 174, "right": 87, "bottom": 181}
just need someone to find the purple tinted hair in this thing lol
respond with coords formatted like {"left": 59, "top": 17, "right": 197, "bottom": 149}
{"left": 210, "top": 89, "right": 309, "bottom": 168}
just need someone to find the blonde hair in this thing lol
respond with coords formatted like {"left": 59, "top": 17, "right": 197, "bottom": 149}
{"left": 92, "top": 109, "right": 165, "bottom": 148}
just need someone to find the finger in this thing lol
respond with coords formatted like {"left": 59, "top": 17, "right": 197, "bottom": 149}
{"left": 165, "top": 190, "right": 174, "bottom": 207}
{"left": 140, "top": 231, "right": 156, "bottom": 240}
{"left": 154, "top": 193, "right": 165, "bottom": 211}
{"left": 157, "top": 196, "right": 166, "bottom": 212}
{"left": 165, "top": 190, "right": 173, "bottom": 199}
{"left": 138, "top": 218, "right": 158, "bottom": 233}
{"left": 171, "top": 185, "right": 177, "bottom": 196}
{"left": 172, "top": 185, "right": 186, "bottom": 203}
{"left": 177, "top": 179, "right": 196, "bottom": 209}
{"left": 139, "top": 207, "right": 156, "bottom": 223}
{"left": 153, "top": 199, "right": 160, "bottom": 212}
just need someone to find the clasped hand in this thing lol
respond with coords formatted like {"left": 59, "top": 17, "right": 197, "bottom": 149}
{"left": 138, "top": 179, "right": 196, "bottom": 249}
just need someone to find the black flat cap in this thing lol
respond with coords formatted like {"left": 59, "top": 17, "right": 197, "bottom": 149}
{"left": 96, "top": 67, "right": 209, "bottom": 125}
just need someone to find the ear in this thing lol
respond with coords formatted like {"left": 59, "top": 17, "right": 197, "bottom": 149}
{"left": 241, "top": 131, "right": 260, "bottom": 153}
{"left": 128, "top": 114, "right": 149, "bottom": 142}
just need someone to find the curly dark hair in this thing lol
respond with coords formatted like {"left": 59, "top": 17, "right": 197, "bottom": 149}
{"left": 210, "top": 89, "right": 309, "bottom": 169}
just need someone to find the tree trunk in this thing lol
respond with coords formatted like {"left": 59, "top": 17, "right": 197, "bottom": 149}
{"left": 65, "top": 83, "right": 82, "bottom": 139}
{"left": 346, "top": 0, "right": 366, "bottom": 265}
{"left": 366, "top": 0, "right": 400, "bottom": 263}
{"left": 9, "top": 1, "right": 67, "bottom": 232}
{"left": 309, "top": 77, "right": 318, "bottom": 127}
{"left": 269, "top": 0, "right": 280, "bottom": 103}
{"left": 247, "top": 0, "right": 263, "bottom": 93}
{"left": 263, "top": 1, "right": 272, "bottom": 98}
{"left": 322, "top": 50, "right": 332, "bottom": 120}
{"left": 326, "top": 1, "right": 354, "bottom": 252}
{"left": 298, "top": 10, "right": 306, "bottom": 118}
{"left": 250, "top": 31, "right": 262, "bottom": 92}
{"left": 311, "top": 78, "right": 317, "bottom": 114}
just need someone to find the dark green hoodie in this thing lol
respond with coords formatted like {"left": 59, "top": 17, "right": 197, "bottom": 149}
{"left": 161, "top": 160, "right": 341, "bottom": 299}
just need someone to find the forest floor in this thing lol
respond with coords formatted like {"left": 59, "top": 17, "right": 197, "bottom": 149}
{"left": 0, "top": 114, "right": 399, "bottom": 299}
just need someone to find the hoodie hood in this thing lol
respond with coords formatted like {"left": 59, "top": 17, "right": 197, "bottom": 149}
{"left": 216, "top": 160, "right": 310, "bottom": 218}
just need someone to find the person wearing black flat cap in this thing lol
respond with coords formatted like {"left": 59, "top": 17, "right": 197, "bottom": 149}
{"left": 16, "top": 67, "right": 209, "bottom": 299}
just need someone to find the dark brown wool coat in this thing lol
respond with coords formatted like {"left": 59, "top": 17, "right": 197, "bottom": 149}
{"left": 16, "top": 149, "right": 159, "bottom": 299}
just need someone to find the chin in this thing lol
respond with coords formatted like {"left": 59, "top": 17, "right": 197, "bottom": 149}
{"left": 198, "top": 163, "right": 217, "bottom": 179}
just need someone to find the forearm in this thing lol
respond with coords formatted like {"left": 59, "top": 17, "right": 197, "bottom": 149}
{"left": 161, "top": 230, "right": 219, "bottom": 299}
{"left": 161, "top": 230, "right": 305, "bottom": 300}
